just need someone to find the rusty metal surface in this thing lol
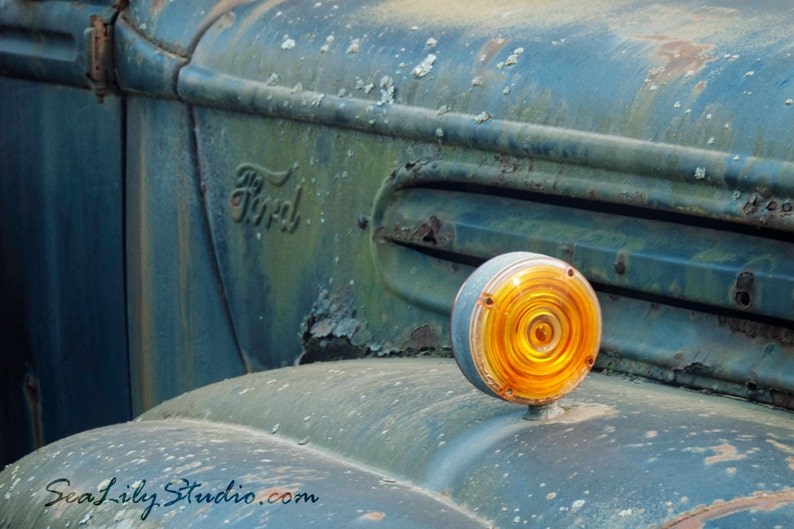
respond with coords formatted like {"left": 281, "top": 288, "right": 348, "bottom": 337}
{"left": 123, "top": 0, "right": 259, "bottom": 57}
{"left": 177, "top": 0, "right": 794, "bottom": 214}
{"left": 368, "top": 161, "right": 794, "bottom": 407}
{"left": 659, "top": 491, "right": 794, "bottom": 528}
{"left": 165, "top": 0, "right": 794, "bottom": 401}
{"left": 0, "top": 77, "right": 129, "bottom": 466}
{"left": 0, "top": 418, "right": 491, "bottom": 528}
{"left": 373, "top": 163, "right": 794, "bottom": 321}
{"left": 125, "top": 94, "right": 247, "bottom": 415}
{"left": 6, "top": 358, "right": 794, "bottom": 527}
{"left": 178, "top": 75, "right": 794, "bottom": 233}
{"left": 0, "top": 0, "right": 119, "bottom": 88}
{"left": 114, "top": 14, "right": 186, "bottom": 97}
{"left": 135, "top": 358, "right": 794, "bottom": 528}
{"left": 4, "top": 0, "right": 794, "bottom": 474}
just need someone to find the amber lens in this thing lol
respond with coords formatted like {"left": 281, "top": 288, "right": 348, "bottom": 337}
{"left": 469, "top": 257, "right": 601, "bottom": 405}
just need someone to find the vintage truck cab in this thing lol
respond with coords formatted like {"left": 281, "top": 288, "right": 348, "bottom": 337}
{"left": 2, "top": 0, "right": 794, "bottom": 527}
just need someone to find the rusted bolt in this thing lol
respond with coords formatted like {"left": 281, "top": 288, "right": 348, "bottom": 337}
{"left": 479, "top": 295, "right": 495, "bottom": 308}
{"left": 733, "top": 271, "right": 754, "bottom": 310}
{"left": 415, "top": 216, "right": 441, "bottom": 245}
{"left": 357, "top": 215, "right": 369, "bottom": 230}
{"left": 734, "top": 291, "right": 751, "bottom": 309}
{"left": 614, "top": 261, "right": 626, "bottom": 275}
{"left": 743, "top": 194, "right": 760, "bottom": 215}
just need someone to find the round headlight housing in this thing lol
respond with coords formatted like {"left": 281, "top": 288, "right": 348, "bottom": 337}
{"left": 451, "top": 252, "right": 602, "bottom": 405}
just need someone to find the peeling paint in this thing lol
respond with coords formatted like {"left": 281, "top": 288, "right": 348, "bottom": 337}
{"left": 704, "top": 443, "right": 746, "bottom": 465}
{"left": 411, "top": 53, "right": 437, "bottom": 79}
{"left": 357, "top": 511, "right": 386, "bottom": 521}
{"left": 659, "top": 490, "right": 794, "bottom": 529}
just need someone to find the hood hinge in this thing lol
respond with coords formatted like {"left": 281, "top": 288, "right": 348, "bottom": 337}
{"left": 86, "top": 14, "right": 117, "bottom": 103}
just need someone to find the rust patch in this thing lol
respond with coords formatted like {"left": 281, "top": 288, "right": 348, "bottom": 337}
{"left": 704, "top": 443, "right": 746, "bottom": 465}
{"left": 24, "top": 372, "right": 44, "bottom": 449}
{"left": 150, "top": 0, "right": 167, "bottom": 15}
{"left": 403, "top": 324, "right": 439, "bottom": 352}
{"left": 298, "top": 289, "right": 403, "bottom": 362}
{"left": 387, "top": 217, "right": 448, "bottom": 247}
{"left": 205, "top": 0, "right": 261, "bottom": 23}
{"left": 637, "top": 35, "right": 717, "bottom": 78}
{"left": 546, "top": 402, "right": 615, "bottom": 424}
{"left": 658, "top": 489, "right": 794, "bottom": 529}
{"left": 299, "top": 289, "right": 367, "bottom": 364}
{"left": 357, "top": 511, "right": 386, "bottom": 522}
{"left": 413, "top": 216, "right": 442, "bottom": 245}
{"left": 693, "top": 80, "right": 708, "bottom": 94}
{"left": 719, "top": 316, "right": 794, "bottom": 347}
{"left": 214, "top": 11, "right": 237, "bottom": 30}
{"left": 211, "top": 0, "right": 283, "bottom": 47}
{"left": 767, "top": 437, "right": 794, "bottom": 455}
{"left": 475, "top": 38, "right": 511, "bottom": 70}
{"left": 368, "top": 0, "right": 638, "bottom": 31}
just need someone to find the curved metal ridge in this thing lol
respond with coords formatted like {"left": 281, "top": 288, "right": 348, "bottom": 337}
{"left": 179, "top": 64, "right": 794, "bottom": 232}
{"left": 0, "top": 1, "right": 120, "bottom": 88}
{"left": 0, "top": 417, "right": 493, "bottom": 529}
{"left": 133, "top": 358, "right": 794, "bottom": 528}
{"left": 384, "top": 160, "right": 794, "bottom": 235}
{"left": 375, "top": 187, "right": 794, "bottom": 322}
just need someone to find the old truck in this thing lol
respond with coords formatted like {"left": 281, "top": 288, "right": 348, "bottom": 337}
{"left": 1, "top": 0, "right": 794, "bottom": 527}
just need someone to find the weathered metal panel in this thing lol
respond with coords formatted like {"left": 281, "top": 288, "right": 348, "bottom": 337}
{"left": 133, "top": 358, "right": 794, "bottom": 528}
{"left": 7, "top": 359, "right": 794, "bottom": 527}
{"left": 113, "top": 14, "right": 186, "bottom": 98}
{"left": 123, "top": 0, "right": 255, "bottom": 57}
{"left": 161, "top": 0, "right": 794, "bottom": 403}
{"left": 374, "top": 170, "right": 794, "bottom": 321}
{"left": 0, "top": 418, "right": 492, "bottom": 529}
{"left": 176, "top": 0, "right": 794, "bottom": 171}
{"left": 0, "top": 0, "right": 118, "bottom": 89}
{"left": 4, "top": 0, "right": 794, "bottom": 491}
{"left": 126, "top": 94, "right": 247, "bottom": 414}
{"left": 190, "top": 106, "right": 424, "bottom": 367}
{"left": 0, "top": 77, "right": 128, "bottom": 466}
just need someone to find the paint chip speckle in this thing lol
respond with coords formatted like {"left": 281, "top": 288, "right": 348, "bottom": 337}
{"left": 412, "top": 53, "right": 437, "bottom": 79}
{"left": 474, "top": 111, "right": 492, "bottom": 124}
{"left": 281, "top": 35, "right": 296, "bottom": 50}
{"left": 346, "top": 39, "right": 361, "bottom": 55}
{"left": 379, "top": 75, "right": 395, "bottom": 105}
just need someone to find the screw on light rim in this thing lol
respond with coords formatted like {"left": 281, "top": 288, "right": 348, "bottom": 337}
{"left": 451, "top": 252, "right": 602, "bottom": 405}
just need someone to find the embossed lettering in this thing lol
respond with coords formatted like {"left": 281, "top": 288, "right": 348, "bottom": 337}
{"left": 230, "top": 163, "right": 301, "bottom": 233}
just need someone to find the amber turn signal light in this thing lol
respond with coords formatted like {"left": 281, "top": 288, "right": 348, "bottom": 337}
{"left": 451, "top": 252, "right": 602, "bottom": 405}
